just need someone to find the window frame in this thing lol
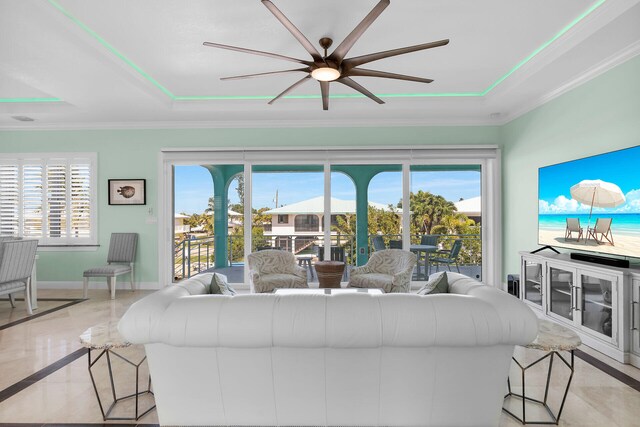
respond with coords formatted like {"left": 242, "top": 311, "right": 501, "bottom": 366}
{"left": 0, "top": 152, "right": 98, "bottom": 247}
{"left": 159, "top": 146, "right": 501, "bottom": 287}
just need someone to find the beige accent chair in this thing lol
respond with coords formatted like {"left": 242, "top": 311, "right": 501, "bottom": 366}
{"left": 0, "top": 238, "right": 39, "bottom": 315}
{"left": 348, "top": 249, "right": 417, "bottom": 293}
{"left": 587, "top": 218, "right": 614, "bottom": 245}
{"left": 247, "top": 249, "right": 308, "bottom": 293}
{"left": 565, "top": 218, "right": 583, "bottom": 241}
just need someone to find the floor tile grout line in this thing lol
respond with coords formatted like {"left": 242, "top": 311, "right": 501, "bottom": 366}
{"left": 0, "top": 348, "right": 88, "bottom": 404}
{"left": 0, "top": 300, "right": 86, "bottom": 331}
{"left": 574, "top": 348, "right": 640, "bottom": 392}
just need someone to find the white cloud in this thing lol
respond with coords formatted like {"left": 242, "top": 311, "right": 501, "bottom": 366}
{"left": 539, "top": 195, "right": 593, "bottom": 214}
{"left": 614, "top": 189, "right": 640, "bottom": 213}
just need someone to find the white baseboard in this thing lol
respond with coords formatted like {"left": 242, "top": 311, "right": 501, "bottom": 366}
{"left": 38, "top": 280, "right": 161, "bottom": 290}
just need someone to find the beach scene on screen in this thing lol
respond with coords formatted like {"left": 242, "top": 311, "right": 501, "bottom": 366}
{"left": 538, "top": 145, "right": 640, "bottom": 258}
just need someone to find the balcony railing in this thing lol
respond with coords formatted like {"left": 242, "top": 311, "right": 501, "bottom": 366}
{"left": 174, "top": 233, "right": 481, "bottom": 280}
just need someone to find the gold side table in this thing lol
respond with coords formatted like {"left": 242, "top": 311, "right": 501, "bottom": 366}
{"left": 80, "top": 321, "right": 156, "bottom": 421}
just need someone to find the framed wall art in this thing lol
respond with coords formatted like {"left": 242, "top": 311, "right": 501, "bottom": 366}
{"left": 108, "top": 179, "right": 146, "bottom": 205}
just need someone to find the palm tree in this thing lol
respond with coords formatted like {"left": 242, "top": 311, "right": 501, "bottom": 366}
{"left": 401, "top": 191, "right": 456, "bottom": 235}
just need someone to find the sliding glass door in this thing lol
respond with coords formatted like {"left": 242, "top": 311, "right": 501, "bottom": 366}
{"left": 162, "top": 148, "right": 499, "bottom": 287}
{"left": 410, "top": 165, "right": 482, "bottom": 280}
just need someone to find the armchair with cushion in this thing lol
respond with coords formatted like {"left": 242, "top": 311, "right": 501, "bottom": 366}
{"left": 247, "top": 249, "right": 308, "bottom": 293}
{"left": 348, "top": 249, "right": 417, "bottom": 293}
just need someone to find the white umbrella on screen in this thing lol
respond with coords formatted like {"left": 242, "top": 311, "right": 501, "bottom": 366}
{"left": 570, "top": 179, "right": 625, "bottom": 241}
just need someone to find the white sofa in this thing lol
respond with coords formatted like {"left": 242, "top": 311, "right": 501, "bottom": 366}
{"left": 119, "top": 272, "right": 538, "bottom": 427}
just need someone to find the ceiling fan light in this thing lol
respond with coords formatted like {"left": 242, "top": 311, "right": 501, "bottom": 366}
{"left": 311, "top": 67, "right": 340, "bottom": 82}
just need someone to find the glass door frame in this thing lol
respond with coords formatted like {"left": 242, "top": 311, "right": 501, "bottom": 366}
{"left": 159, "top": 146, "right": 501, "bottom": 288}
{"left": 576, "top": 269, "right": 619, "bottom": 345}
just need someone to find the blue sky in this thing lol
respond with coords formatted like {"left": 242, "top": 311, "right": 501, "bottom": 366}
{"left": 539, "top": 145, "right": 640, "bottom": 214}
{"left": 175, "top": 166, "right": 481, "bottom": 214}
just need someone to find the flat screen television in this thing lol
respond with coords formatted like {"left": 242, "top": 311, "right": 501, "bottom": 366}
{"left": 538, "top": 145, "right": 640, "bottom": 259}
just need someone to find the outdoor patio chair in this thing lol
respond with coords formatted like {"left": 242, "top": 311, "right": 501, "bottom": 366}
{"left": 388, "top": 239, "right": 402, "bottom": 249}
{"left": 371, "top": 235, "right": 386, "bottom": 251}
{"left": 0, "top": 238, "right": 38, "bottom": 315}
{"left": 347, "top": 249, "right": 416, "bottom": 293}
{"left": 587, "top": 218, "right": 614, "bottom": 245}
{"left": 83, "top": 233, "right": 138, "bottom": 300}
{"left": 431, "top": 239, "right": 463, "bottom": 273}
{"left": 419, "top": 234, "right": 439, "bottom": 275}
{"left": 247, "top": 249, "right": 308, "bottom": 293}
{"left": 565, "top": 218, "right": 583, "bottom": 241}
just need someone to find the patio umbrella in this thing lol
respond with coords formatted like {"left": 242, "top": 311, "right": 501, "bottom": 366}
{"left": 569, "top": 179, "right": 625, "bottom": 239}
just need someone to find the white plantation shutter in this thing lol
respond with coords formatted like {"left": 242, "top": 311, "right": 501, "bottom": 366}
{"left": 22, "top": 163, "right": 43, "bottom": 237}
{"left": 46, "top": 162, "right": 67, "bottom": 238}
{"left": 70, "top": 163, "right": 91, "bottom": 238}
{"left": 0, "top": 163, "right": 19, "bottom": 236}
{"left": 0, "top": 153, "right": 96, "bottom": 245}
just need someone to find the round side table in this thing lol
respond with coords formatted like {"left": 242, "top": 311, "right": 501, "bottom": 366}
{"left": 503, "top": 319, "right": 581, "bottom": 425}
{"left": 80, "top": 321, "right": 156, "bottom": 421}
{"left": 314, "top": 261, "right": 345, "bottom": 288}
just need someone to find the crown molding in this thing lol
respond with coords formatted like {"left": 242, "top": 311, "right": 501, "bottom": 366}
{"left": 501, "top": 39, "right": 640, "bottom": 125}
{"left": 0, "top": 115, "right": 502, "bottom": 131}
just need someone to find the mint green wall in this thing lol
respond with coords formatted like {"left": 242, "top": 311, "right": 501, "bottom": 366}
{"left": 0, "top": 126, "right": 499, "bottom": 284}
{"left": 4, "top": 54, "right": 637, "bottom": 285}
{"left": 501, "top": 55, "right": 640, "bottom": 276}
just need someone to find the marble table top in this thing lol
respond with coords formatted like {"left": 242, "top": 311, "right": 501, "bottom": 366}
{"left": 79, "top": 321, "right": 131, "bottom": 350}
{"left": 526, "top": 319, "right": 582, "bottom": 351}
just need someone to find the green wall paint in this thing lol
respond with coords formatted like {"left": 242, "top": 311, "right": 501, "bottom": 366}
{"left": 501, "top": 55, "right": 640, "bottom": 276}
{"left": 0, "top": 126, "right": 499, "bottom": 284}
{"left": 2, "top": 55, "right": 638, "bottom": 286}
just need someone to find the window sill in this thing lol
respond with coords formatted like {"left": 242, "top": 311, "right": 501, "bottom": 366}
{"left": 37, "top": 245, "right": 100, "bottom": 252}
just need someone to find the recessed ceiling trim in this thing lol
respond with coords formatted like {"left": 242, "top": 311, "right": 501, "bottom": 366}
{"left": 47, "top": 0, "right": 176, "bottom": 100}
{"left": 27, "top": 0, "right": 606, "bottom": 103}
{"left": 481, "top": 0, "right": 607, "bottom": 96}
{"left": 0, "top": 97, "right": 62, "bottom": 103}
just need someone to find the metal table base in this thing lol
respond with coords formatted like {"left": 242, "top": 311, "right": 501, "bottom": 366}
{"left": 88, "top": 347, "right": 156, "bottom": 421}
{"left": 503, "top": 350, "right": 574, "bottom": 425}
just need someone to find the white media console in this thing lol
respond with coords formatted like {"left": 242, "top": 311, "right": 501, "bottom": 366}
{"left": 519, "top": 251, "right": 640, "bottom": 368}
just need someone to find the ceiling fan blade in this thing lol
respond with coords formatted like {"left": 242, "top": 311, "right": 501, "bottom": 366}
{"left": 203, "top": 42, "right": 312, "bottom": 66}
{"left": 320, "top": 81, "right": 329, "bottom": 110}
{"left": 327, "top": 0, "right": 390, "bottom": 64}
{"left": 261, "top": 0, "right": 324, "bottom": 63}
{"left": 342, "top": 39, "right": 450, "bottom": 70}
{"left": 344, "top": 68, "right": 433, "bottom": 83}
{"left": 337, "top": 77, "right": 384, "bottom": 104}
{"left": 221, "top": 68, "right": 310, "bottom": 81}
{"left": 268, "top": 75, "right": 312, "bottom": 105}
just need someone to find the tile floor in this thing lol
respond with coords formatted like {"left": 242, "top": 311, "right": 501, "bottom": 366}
{"left": 0, "top": 287, "right": 639, "bottom": 426}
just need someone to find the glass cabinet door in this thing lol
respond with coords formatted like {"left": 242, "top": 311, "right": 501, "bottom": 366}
{"left": 522, "top": 259, "right": 543, "bottom": 307}
{"left": 548, "top": 266, "right": 574, "bottom": 322}
{"left": 580, "top": 273, "right": 615, "bottom": 339}
{"left": 633, "top": 280, "right": 640, "bottom": 356}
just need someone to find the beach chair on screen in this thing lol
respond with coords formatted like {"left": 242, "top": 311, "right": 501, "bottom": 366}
{"left": 565, "top": 218, "right": 583, "bottom": 241}
{"left": 587, "top": 218, "right": 614, "bottom": 245}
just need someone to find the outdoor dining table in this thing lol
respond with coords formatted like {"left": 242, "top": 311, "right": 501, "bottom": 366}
{"left": 409, "top": 244, "right": 437, "bottom": 280}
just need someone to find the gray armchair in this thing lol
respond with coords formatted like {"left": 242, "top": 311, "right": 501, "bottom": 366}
{"left": 0, "top": 239, "right": 39, "bottom": 315}
{"left": 247, "top": 249, "right": 308, "bottom": 293}
{"left": 348, "top": 249, "right": 417, "bottom": 293}
{"left": 83, "top": 233, "right": 138, "bottom": 300}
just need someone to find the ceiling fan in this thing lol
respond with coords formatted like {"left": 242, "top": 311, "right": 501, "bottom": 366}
{"left": 203, "top": 0, "right": 449, "bottom": 110}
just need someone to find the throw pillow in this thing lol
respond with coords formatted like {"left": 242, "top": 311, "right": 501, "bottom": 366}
{"left": 416, "top": 271, "right": 449, "bottom": 295}
{"left": 211, "top": 273, "right": 237, "bottom": 295}
{"left": 209, "top": 273, "right": 222, "bottom": 294}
